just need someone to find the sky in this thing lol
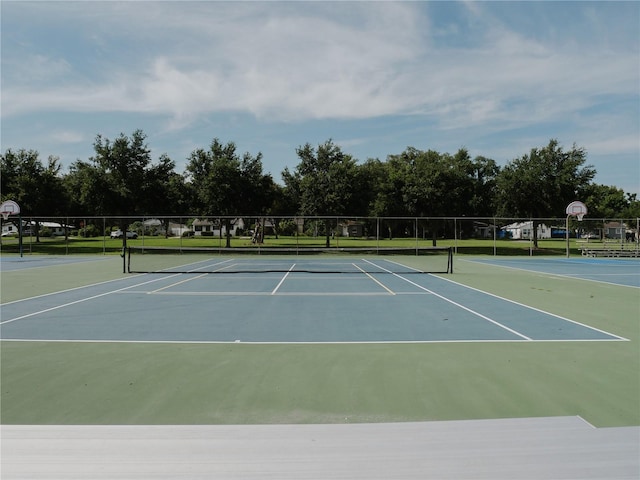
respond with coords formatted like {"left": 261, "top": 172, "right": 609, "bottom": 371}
{"left": 2, "top": 1, "right": 639, "bottom": 198}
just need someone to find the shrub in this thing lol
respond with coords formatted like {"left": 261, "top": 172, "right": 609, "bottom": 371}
{"left": 278, "top": 219, "right": 297, "bottom": 236}
{"left": 80, "top": 224, "right": 102, "bottom": 238}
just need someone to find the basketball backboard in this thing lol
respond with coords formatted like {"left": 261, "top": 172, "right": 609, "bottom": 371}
{"left": 566, "top": 201, "right": 587, "bottom": 221}
{"left": 0, "top": 200, "right": 20, "bottom": 221}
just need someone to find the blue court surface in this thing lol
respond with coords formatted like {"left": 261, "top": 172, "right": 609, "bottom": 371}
{"left": 0, "top": 257, "right": 627, "bottom": 344}
{"left": 463, "top": 257, "right": 640, "bottom": 288}
{"left": 0, "top": 255, "right": 112, "bottom": 272}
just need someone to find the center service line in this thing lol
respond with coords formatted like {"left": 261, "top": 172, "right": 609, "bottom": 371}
{"left": 271, "top": 264, "right": 296, "bottom": 295}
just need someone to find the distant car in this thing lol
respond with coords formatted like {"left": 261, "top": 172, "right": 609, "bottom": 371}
{"left": 110, "top": 230, "right": 138, "bottom": 239}
{"left": 582, "top": 232, "right": 598, "bottom": 239}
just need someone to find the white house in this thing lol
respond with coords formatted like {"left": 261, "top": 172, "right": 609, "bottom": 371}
{"left": 2, "top": 220, "right": 72, "bottom": 236}
{"left": 504, "top": 221, "right": 552, "bottom": 240}
{"left": 29, "top": 221, "right": 73, "bottom": 236}
{"left": 192, "top": 218, "right": 245, "bottom": 236}
{"left": 1, "top": 221, "right": 20, "bottom": 236}
{"left": 143, "top": 219, "right": 191, "bottom": 237}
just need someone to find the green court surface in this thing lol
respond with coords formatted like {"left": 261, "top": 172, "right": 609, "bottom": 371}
{"left": 1, "top": 254, "right": 638, "bottom": 427}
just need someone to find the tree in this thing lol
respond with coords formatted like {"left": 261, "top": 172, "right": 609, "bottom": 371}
{"left": 581, "top": 184, "right": 630, "bottom": 219}
{"left": 468, "top": 155, "right": 500, "bottom": 217}
{"left": 62, "top": 129, "right": 185, "bottom": 238}
{"left": 64, "top": 159, "right": 115, "bottom": 217}
{"left": 378, "top": 147, "right": 477, "bottom": 242}
{"left": 494, "top": 139, "right": 596, "bottom": 247}
{"left": 621, "top": 194, "right": 640, "bottom": 219}
{"left": 283, "top": 140, "right": 358, "bottom": 246}
{"left": 1, "top": 149, "right": 67, "bottom": 240}
{"left": 90, "top": 129, "right": 154, "bottom": 217}
{"left": 185, "top": 138, "right": 273, "bottom": 246}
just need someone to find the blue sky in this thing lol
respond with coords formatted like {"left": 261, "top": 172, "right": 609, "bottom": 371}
{"left": 2, "top": 1, "right": 639, "bottom": 197}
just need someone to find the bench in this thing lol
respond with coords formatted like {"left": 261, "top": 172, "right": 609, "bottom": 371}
{"left": 580, "top": 247, "right": 640, "bottom": 258}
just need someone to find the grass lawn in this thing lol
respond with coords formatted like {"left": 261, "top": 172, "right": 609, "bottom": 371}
{"left": 1, "top": 234, "right": 590, "bottom": 256}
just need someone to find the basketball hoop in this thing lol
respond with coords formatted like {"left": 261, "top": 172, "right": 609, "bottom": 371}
{"left": 0, "top": 199, "right": 20, "bottom": 222}
{"left": 566, "top": 201, "right": 587, "bottom": 221}
{"left": 565, "top": 201, "right": 587, "bottom": 258}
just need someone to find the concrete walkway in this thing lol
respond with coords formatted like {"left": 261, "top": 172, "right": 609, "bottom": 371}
{"left": 2, "top": 417, "right": 638, "bottom": 479}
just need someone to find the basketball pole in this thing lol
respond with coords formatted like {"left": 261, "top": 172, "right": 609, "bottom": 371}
{"left": 565, "top": 201, "right": 587, "bottom": 258}
{"left": 566, "top": 214, "right": 570, "bottom": 258}
{"left": 18, "top": 213, "right": 23, "bottom": 257}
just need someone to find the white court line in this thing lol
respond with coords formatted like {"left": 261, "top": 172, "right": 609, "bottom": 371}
{"left": 0, "top": 337, "right": 623, "bottom": 345}
{"left": 0, "top": 275, "right": 145, "bottom": 306}
{"left": 381, "top": 258, "right": 627, "bottom": 341}
{"left": 460, "top": 258, "right": 640, "bottom": 289}
{"left": 186, "top": 258, "right": 236, "bottom": 273}
{"left": 353, "top": 263, "right": 395, "bottom": 295}
{"left": 0, "top": 274, "right": 182, "bottom": 326}
{"left": 148, "top": 259, "right": 244, "bottom": 293}
{"left": 139, "top": 257, "right": 235, "bottom": 274}
{"left": 433, "top": 273, "right": 629, "bottom": 341}
{"left": 362, "top": 259, "right": 532, "bottom": 340}
{"left": 137, "top": 291, "right": 393, "bottom": 296}
{"left": 271, "top": 264, "right": 296, "bottom": 294}
{"left": 150, "top": 273, "right": 208, "bottom": 293}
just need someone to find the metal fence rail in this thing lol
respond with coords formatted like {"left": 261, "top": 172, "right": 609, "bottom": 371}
{"left": 2, "top": 215, "right": 639, "bottom": 257}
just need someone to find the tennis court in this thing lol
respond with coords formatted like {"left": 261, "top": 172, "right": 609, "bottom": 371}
{"left": 467, "top": 256, "right": 640, "bottom": 288}
{"left": 0, "top": 254, "right": 626, "bottom": 344}
{"left": 1, "top": 252, "right": 638, "bottom": 478}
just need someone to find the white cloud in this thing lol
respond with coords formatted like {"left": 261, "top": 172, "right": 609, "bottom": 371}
{"left": 50, "top": 130, "right": 84, "bottom": 144}
{"left": 3, "top": 1, "right": 637, "bottom": 135}
{"left": 1, "top": 1, "right": 637, "bottom": 194}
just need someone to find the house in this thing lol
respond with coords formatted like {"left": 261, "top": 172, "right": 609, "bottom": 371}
{"left": 192, "top": 218, "right": 245, "bottom": 236}
{"left": 339, "top": 221, "right": 364, "bottom": 237}
{"left": 603, "top": 221, "right": 626, "bottom": 240}
{"left": 3, "top": 220, "right": 73, "bottom": 236}
{"left": 473, "top": 221, "right": 499, "bottom": 239}
{"left": 23, "top": 221, "right": 73, "bottom": 236}
{"left": 504, "top": 221, "right": 552, "bottom": 240}
{"left": 1, "top": 221, "right": 20, "bottom": 236}
{"left": 142, "top": 219, "right": 191, "bottom": 237}
{"left": 192, "top": 218, "right": 216, "bottom": 236}
{"left": 168, "top": 221, "right": 191, "bottom": 237}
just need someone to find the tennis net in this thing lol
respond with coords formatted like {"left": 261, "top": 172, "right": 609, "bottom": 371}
{"left": 126, "top": 246, "right": 453, "bottom": 274}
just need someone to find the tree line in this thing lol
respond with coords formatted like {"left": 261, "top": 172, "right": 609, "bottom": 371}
{"left": 2, "top": 129, "right": 639, "bottom": 228}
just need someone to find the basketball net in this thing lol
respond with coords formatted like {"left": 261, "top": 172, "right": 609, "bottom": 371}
{"left": 1, "top": 212, "right": 10, "bottom": 221}
{"left": 576, "top": 213, "right": 585, "bottom": 221}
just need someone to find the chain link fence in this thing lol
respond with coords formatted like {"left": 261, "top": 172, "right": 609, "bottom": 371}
{"left": 1, "top": 215, "right": 639, "bottom": 256}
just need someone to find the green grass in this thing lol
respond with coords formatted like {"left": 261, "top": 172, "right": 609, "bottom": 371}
{"left": 1, "top": 234, "right": 589, "bottom": 256}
